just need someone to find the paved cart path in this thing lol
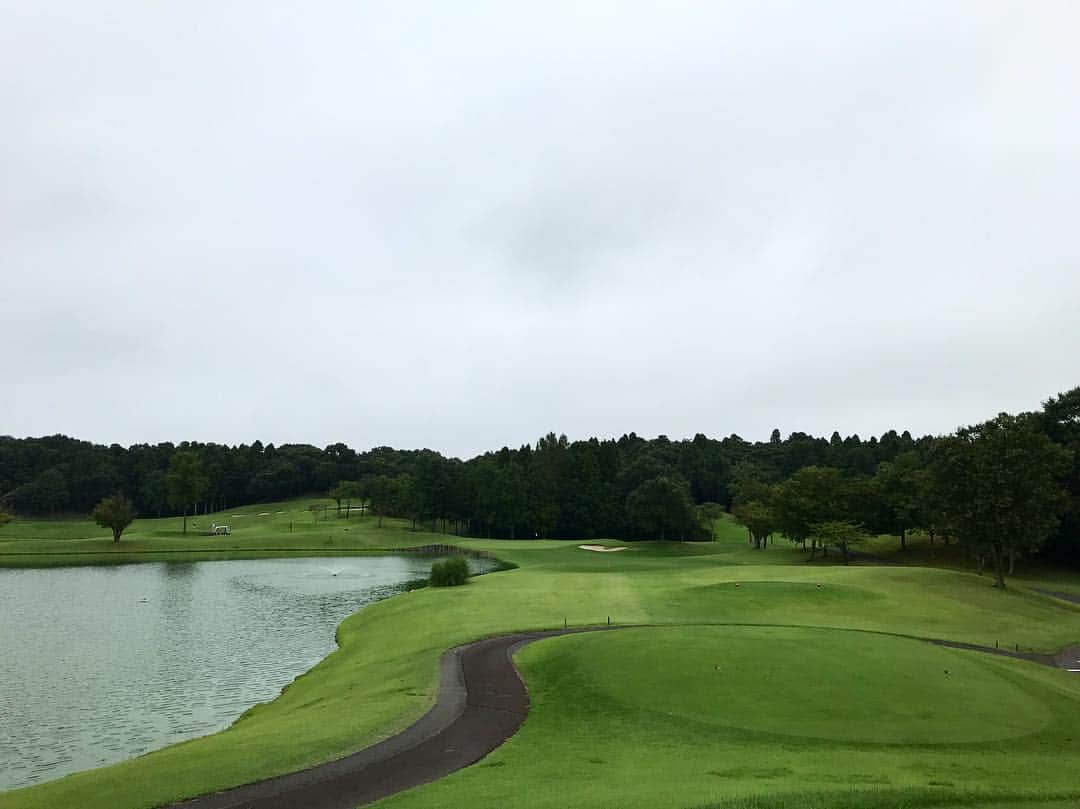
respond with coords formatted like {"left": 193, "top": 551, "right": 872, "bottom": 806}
{"left": 163, "top": 623, "right": 1078, "bottom": 809}
{"left": 165, "top": 629, "right": 599, "bottom": 809}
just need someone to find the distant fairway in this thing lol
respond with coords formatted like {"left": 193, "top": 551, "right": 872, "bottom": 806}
{"left": 0, "top": 497, "right": 426, "bottom": 566}
{"left": 2, "top": 506, "right": 1080, "bottom": 809}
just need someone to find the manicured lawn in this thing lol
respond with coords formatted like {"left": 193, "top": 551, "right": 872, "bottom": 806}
{"left": 1, "top": 505, "right": 1079, "bottom": 809}
{"left": 0, "top": 498, "right": 430, "bottom": 566}
{"left": 377, "top": 627, "right": 1080, "bottom": 809}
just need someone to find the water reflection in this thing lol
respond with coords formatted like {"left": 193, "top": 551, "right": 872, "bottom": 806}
{"left": 0, "top": 555, "right": 492, "bottom": 791}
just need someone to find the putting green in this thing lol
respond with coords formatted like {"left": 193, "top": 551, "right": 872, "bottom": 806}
{"left": 542, "top": 625, "right": 1052, "bottom": 744}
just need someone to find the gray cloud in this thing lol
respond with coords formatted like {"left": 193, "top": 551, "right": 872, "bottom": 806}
{"left": 3, "top": 1, "right": 1078, "bottom": 456}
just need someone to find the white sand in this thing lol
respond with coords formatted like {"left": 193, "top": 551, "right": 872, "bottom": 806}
{"left": 578, "top": 544, "right": 628, "bottom": 553}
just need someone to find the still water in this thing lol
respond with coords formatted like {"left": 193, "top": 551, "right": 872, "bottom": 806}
{"left": 0, "top": 555, "right": 489, "bottom": 791}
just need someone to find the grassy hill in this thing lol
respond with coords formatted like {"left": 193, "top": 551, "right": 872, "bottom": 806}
{"left": 0, "top": 497, "right": 429, "bottom": 565}
{"left": 1, "top": 504, "right": 1079, "bottom": 809}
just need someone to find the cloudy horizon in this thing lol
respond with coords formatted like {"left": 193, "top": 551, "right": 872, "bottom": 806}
{"left": 4, "top": 1, "right": 1078, "bottom": 459}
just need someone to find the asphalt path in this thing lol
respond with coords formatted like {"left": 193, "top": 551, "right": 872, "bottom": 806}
{"left": 162, "top": 622, "right": 1078, "bottom": 809}
{"left": 164, "top": 628, "right": 601, "bottom": 809}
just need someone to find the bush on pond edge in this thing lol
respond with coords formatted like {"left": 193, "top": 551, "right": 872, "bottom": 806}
{"left": 430, "top": 556, "right": 469, "bottom": 587}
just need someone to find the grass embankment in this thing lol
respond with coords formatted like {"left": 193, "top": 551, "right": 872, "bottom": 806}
{"left": 2, "top": 507, "right": 1080, "bottom": 809}
{"left": 0, "top": 498, "right": 428, "bottom": 566}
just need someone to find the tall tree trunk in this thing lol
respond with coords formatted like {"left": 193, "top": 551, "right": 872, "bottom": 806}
{"left": 809, "top": 539, "right": 817, "bottom": 561}
{"left": 841, "top": 542, "right": 849, "bottom": 565}
{"left": 113, "top": 528, "right": 121, "bottom": 543}
{"left": 900, "top": 529, "right": 907, "bottom": 551}
{"left": 1008, "top": 548, "right": 1016, "bottom": 575}
{"left": 990, "top": 542, "right": 1007, "bottom": 589}
{"left": 183, "top": 506, "right": 188, "bottom": 535}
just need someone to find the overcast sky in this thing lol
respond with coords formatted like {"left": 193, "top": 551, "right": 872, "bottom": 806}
{"left": 3, "top": 1, "right": 1078, "bottom": 458}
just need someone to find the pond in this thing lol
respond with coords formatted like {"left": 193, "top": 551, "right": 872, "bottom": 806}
{"left": 0, "top": 554, "right": 494, "bottom": 791}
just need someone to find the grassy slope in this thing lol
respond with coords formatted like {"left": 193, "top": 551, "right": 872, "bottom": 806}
{"left": 0, "top": 498, "right": 428, "bottom": 566}
{"left": 1, "top": 508, "right": 1079, "bottom": 809}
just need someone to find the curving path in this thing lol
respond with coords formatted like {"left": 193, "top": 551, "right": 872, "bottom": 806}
{"left": 163, "top": 623, "right": 1077, "bottom": 809}
{"left": 164, "top": 628, "right": 604, "bottom": 809}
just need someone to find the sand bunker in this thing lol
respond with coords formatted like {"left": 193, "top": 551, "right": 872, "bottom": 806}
{"left": 578, "top": 544, "right": 628, "bottom": 553}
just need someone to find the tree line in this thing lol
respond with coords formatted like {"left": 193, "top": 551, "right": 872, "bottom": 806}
{"left": 1, "top": 387, "right": 1077, "bottom": 580}
{"left": 728, "top": 391, "right": 1078, "bottom": 587}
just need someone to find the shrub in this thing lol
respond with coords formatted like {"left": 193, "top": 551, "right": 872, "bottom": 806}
{"left": 430, "top": 556, "right": 469, "bottom": 587}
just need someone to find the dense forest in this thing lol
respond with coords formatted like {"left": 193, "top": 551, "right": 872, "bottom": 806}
{"left": 2, "top": 387, "right": 1078, "bottom": 577}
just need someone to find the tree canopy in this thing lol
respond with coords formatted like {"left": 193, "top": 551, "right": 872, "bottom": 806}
{"left": 929, "top": 412, "right": 1071, "bottom": 588}
{"left": 0, "top": 386, "right": 1077, "bottom": 578}
{"left": 166, "top": 451, "right": 209, "bottom": 535}
{"left": 626, "top": 475, "right": 702, "bottom": 540}
{"left": 92, "top": 494, "right": 136, "bottom": 543}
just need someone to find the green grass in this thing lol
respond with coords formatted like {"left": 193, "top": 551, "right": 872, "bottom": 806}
{"left": 2, "top": 506, "right": 1080, "bottom": 809}
{"left": 691, "top": 790, "right": 1080, "bottom": 808}
{"left": 0, "top": 498, "right": 433, "bottom": 566}
{"left": 554, "top": 626, "right": 1052, "bottom": 743}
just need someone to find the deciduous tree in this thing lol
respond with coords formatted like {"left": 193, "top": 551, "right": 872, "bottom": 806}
{"left": 626, "top": 475, "right": 700, "bottom": 540}
{"left": 167, "top": 451, "right": 209, "bottom": 535}
{"left": 92, "top": 493, "right": 136, "bottom": 543}
{"left": 809, "top": 519, "right": 867, "bottom": 565}
{"left": 330, "top": 480, "right": 364, "bottom": 518}
{"left": 732, "top": 500, "right": 777, "bottom": 549}
{"left": 773, "top": 466, "right": 850, "bottom": 559}
{"left": 929, "top": 413, "right": 1070, "bottom": 588}
{"left": 873, "top": 451, "right": 924, "bottom": 551}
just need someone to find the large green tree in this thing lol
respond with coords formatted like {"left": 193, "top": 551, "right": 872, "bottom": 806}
{"left": 732, "top": 500, "right": 776, "bottom": 549}
{"left": 330, "top": 480, "right": 365, "bottom": 518}
{"left": 809, "top": 519, "right": 868, "bottom": 565}
{"left": 92, "top": 493, "right": 136, "bottom": 543}
{"left": 1038, "top": 387, "right": 1080, "bottom": 561}
{"left": 773, "top": 465, "right": 851, "bottom": 559}
{"left": 139, "top": 470, "right": 169, "bottom": 518}
{"left": 626, "top": 475, "right": 700, "bottom": 540}
{"left": 929, "top": 413, "right": 1071, "bottom": 588}
{"left": 474, "top": 460, "right": 529, "bottom": 539}
{"left": 167, "top": 451, "right": 209, "bottom": 535}
{"left": 365, "top": 474, "right": 394, "bottom": 528}
{"left": 872, "top": 451, "right": 925, "bottom": 551}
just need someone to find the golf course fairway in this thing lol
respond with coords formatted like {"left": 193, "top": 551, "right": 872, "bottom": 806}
{"left": 2, "top": 502, "right": 1080, "bottom": 809}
